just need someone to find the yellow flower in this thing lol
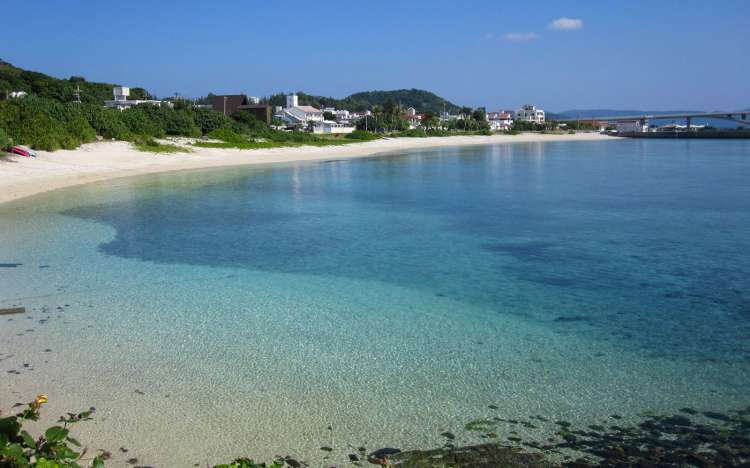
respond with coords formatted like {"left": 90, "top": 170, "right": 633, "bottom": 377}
{"left": 33, "top": 394, "right": 49, "bottom": 406}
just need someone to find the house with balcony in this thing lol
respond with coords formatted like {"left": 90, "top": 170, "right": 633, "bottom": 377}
{"left": 515, "top": 105, "right": 545, "bottom": 124}
{"left": 486, "top": 111, "right": 513, "bottom": 131}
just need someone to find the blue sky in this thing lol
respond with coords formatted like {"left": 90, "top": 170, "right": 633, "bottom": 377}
{"left": 3, "top": 0, "right": 748, "bottom": 111}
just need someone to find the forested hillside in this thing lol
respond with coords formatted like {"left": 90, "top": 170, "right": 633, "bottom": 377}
{"left": 264, "top": 89, "right": 461, "bottom": 114}
{"left": 0, "top": 60, "right": 151, "bottom": 103}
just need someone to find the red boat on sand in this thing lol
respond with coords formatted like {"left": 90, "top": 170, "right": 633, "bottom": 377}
{"left": 5, "top": 146, "right": 37, "bottom": 158}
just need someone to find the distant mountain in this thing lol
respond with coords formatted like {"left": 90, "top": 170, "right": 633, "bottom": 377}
{"left": 0, "top": 59, "right": 151, "bottom": 103}
{"left": 265, "top": 89, "right": 461, "bottom": 114}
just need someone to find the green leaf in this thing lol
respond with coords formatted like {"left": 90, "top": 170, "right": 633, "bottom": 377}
{"left": 92, "top": 455, "right": 105, "bottom": 468}
{"left": 57, "top": 445, "right": 80, "bottom": 459}
{"left": 0, "top": 416, "right": 21, "bottom": 438}
{"left": 45, "top": 425, "right": 70, "bottom": 442}
{"left": 1, "top": 442, "right": 25, "bottom": 460}
{"left": 67, "top": 436, "right": 81, "bottom": 447}
{"left": 36, "top": 458, "right": 62, "bottom": 468}
{"left": 20, "top": 429, "right": 37, "bottom": 449}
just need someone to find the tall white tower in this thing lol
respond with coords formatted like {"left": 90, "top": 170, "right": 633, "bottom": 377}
{"left": 286, "top": 94, "right": 298, "bottom": 109}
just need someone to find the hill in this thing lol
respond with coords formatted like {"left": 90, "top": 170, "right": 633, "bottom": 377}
{"left": 265, "top": 89, "right": 462, "bottom": 114}
{"left": 1, "top": 61, "right": 464, "bottom": 114}
{"left": 0, "top": 59, "right": 151, "bottom": 104}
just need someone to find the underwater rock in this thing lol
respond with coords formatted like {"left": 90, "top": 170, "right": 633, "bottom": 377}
{"left": 367, "top": 448, "right": 401, "bottom": 464}
{"left": 384, "top": 443, "right": 548, "bottom": 467}
{"left": 702, "top": 411, "right": 731, "bottom": 422}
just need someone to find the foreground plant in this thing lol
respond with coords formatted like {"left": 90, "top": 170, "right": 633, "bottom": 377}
{"left": 0, "top": 395, "right": 107, "bottom": 468}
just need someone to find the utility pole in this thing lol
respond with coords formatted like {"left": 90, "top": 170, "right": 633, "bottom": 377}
{"left": 223, "top": 96, "right": 227, "bottom": 116}
{"left": 73, "top": 85, "right": 82, "bottom": 104}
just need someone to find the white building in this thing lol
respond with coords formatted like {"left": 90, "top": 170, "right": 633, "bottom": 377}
{"left": 405, "top": 107, "right": 425, "bottom": 129}
{"left": 515, "top": 105, "right": 545, "bottom": 124}
{"left": 104, "top": 87, "right": 168, "bottom": 111}
{"left": 486, "top": 111, "right": 513, "bottom": 131}
{"left": 322, "top": 107, "right": 353, "bottom": 123}
{"left": 655, "top": 123, "right": 705, "bottom": 132}
{"left": 8, "top": 91, "right": 27, "bottom": 99}
{"left": 276, "top": 94, "right": 324, "bottom": 125}
{"left": 614, "top": 120, "right": 648, "bottom": 133}
{"left": 312, "top": 121, "right": 355, "bottom": 134}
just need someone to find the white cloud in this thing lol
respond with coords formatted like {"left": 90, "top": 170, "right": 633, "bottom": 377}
{"left": 548, "top": 17, "right": 583, "bottom": 30}
{"left": 502, "top": 32, "right": 538, "bottom": 42}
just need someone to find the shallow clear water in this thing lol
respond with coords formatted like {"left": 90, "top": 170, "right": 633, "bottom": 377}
{"left": 1, "top": 139, "right": 749, "bottom": 466}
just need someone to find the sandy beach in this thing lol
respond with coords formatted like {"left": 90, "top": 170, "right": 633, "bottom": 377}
{"left": 0, "top": 132, "right": 615, "bottom": 205}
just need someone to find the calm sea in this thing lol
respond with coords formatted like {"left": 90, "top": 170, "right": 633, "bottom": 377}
{"left": 1, "top": 139, "right": 749, "bottom": 466}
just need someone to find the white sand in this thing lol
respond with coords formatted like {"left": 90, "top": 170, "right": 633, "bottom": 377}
{"left": 0, "top": 132, "right": 616, "bottom": 205}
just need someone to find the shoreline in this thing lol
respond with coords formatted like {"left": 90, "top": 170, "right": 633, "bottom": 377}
{"left": 0, "top": 132, "right": 616, "bottom": 206}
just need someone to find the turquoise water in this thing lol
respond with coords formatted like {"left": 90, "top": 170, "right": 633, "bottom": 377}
{"left": 1, "top": 139, "right": 749, "bottom": 466}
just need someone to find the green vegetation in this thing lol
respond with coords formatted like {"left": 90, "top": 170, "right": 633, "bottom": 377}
{"left": 345, "top": 129, "right": 380, "bottom": 141}
{"left": 132, "top": 136, "right": 186, "bottom": 154}
{"left": 263, "top": 89, "right": 460, "bottom": 114}
{"left": 0, "top": 394, "right": 106, "bottom": 468}
{"left": 560, "top": 120, "right": 599, "bottom": 131}
{"left": 193, "top": 128, "right": 358, "bottom": 150}
{"left": 0, "top": 91, "right": 331, "bottom": 152}
{"left": 392, "top": 128, "right": 488, "bottom": 137}
{"left": 0, "top": 395, "right": 300, "bottom": 468}
{"left": 0, "top": 60, "right": 150, "bottom": 104}
{"left": 0, "top": 61, "right": 509, "bottom": 155}
{"left": 0, "top": 127, "right": 10, "bottom": 149}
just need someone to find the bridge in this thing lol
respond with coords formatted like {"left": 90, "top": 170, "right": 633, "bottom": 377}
{"left": 584, "top": 111, "right": 750, "bottom": 129}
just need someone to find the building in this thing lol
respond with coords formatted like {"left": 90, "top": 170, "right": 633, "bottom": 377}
{"left": 211, "top": 94, "right": 250, "bottom": 116}
{"left": 655, "top": 123, "right": 705, "bottom": 132}
{"left": 239, "top": 104, "right": 273, "bottom": 125}
{"left": 8, "top": 91, "right": 27, "bottom": 99}
{"left": 210, "top": 94, "right": 272, "bottom": 124}
{"left": 515, "top": 105, "right": 545, "bottom": 124}
{"left": 486, "top": 111, "right": 513, "bottom": 131}
{"left": 348, "top": 110, "right": 372, "bottom": 121}
{"left": 276, "top": 94, "right": 324, "bottom": 126}
{"left": 104, "top": 87, "right": 167, "bottom": 110}
{"left": 322, "top": 107, "right": 352, "bottom": 123}
{"left": 312, "top": 121, "right": 355, "bottom": 134}
{"left": 405, "top": 107, "right": 425, "bottom": 129}
{"left": 614, "top": 120, "right": 648, "bottom": 133}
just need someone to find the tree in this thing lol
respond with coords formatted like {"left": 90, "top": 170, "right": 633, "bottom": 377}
{"left": 323, "top": 111, "right": 336, "bottom": 121}
{"left": 0, "top": 126, "right": 11, "bottom": 148}
{"left": 422, "top": 112, "right": 440, "bottom": 130}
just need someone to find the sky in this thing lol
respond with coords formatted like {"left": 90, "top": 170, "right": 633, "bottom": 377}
{"left": 2, "top": 0, "right": 749, "bottom": 112}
